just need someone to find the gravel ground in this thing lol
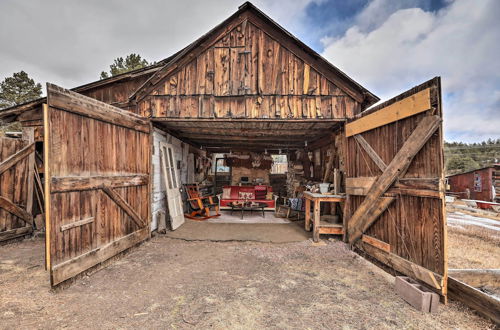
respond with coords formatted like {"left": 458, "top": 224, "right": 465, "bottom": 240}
{"left": 0, "top": 235, "right": 495, "bottom": 329}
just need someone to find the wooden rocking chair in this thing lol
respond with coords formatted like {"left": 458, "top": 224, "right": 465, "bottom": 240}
{"left": 184, "top": 184, "right": 220, "bottom": 220}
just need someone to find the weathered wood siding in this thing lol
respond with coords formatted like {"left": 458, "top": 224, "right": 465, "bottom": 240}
{"left": 143, "top": 21, "right": 359, "bottom": 119}
{"left": 45, "top": 84, "right": 151, "bottom": 285}
{"left": 0, "top": 137, "right": 32, "bottom": 241}
{"left": 344, "top": 79, "right": 446, "bottom": 289}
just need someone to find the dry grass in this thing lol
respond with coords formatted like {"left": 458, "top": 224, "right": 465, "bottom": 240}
{"left": 448, "top": 226, "right": 500, "bottom": 269}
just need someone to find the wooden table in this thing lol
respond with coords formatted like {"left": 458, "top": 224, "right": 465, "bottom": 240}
{"left": 304, "top": 192, "right": 346, "bottom": 242}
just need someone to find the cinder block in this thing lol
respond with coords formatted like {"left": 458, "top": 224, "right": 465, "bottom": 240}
{"left": 395, "top": 276, "right": 439, "bottom": 313}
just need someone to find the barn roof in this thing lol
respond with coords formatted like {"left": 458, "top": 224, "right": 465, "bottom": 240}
{"left": 0, "top": 2, "right": 379, "bottom": 120}
{"left": 131, "top": 2, "right": 379, "bottom": 107}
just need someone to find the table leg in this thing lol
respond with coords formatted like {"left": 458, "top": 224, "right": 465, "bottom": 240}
{"left": 305, "top": 199, "right": 311, "bottom": 231}
{"left": 313, "top": 200, "right": 320, "bottom": 242}
{"left": 241, "top": 209, "right": 244, "bottom": 219}
{"left": 262, "top": 207, "right": 265, "bottom": 218}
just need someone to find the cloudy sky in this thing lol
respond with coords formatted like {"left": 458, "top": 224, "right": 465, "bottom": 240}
{"left": 0, "top": 0, "right": 498, "bottom": 142}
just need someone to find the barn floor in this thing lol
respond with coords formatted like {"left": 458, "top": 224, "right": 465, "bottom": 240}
{"left": 0, "top": 236, "right": 493, "bottom": 329}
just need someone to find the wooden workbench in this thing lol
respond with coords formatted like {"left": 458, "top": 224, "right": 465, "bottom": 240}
{"left": 304, "top": 192, "right": 346, "bottom": 242}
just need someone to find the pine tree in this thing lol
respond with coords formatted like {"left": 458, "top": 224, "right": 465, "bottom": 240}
{"left": 100, "top": 54, "right": 149, "bottom": 79}
{"left": 0, "top": 71, "right": 42, "bottom": 109}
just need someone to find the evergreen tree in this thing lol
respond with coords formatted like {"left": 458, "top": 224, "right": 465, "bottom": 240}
{"left": 0, "top": 71, "right": 42, "bottom": 109}
{"left": 100, "top": 54, "right": 149, "bottom": 79}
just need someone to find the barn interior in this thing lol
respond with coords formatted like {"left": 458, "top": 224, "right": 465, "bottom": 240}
{"left": 150, "top": 118, "right": 346, "bottom": 235}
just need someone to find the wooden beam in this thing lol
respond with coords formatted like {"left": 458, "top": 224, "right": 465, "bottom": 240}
{"left": 346, "top": 88, "right": 431, "bottom": 137}
{"left": 43, "top": 103, "right": 51, "bottom": 270}
{"left": 348, "top": 115, "right": 441, "bottom": 244}
{"left": 50, "top": 227, "right": 149, "bottom": 286}
{"left": 0, "top": 226, "right": 32, "bottom": 242}
{"left": 51, "top": 174, "right": 149, "bottom": 193}
{"left": 360, "top": 241, "right": 444, "bottom": 292}
{"left": 448, "top": 269, "right": 500, "bottom": 288}
{"left": 60, "top": 217, "right": 95, "bottom": 232}
{"left": 0, "top": 196, "right": 33, "bottom": 225}
{"left": 362, "top": 234, "right": 390, "bottom": 252}
{"left": 102, "top": 187, "right": 146, "bottom": 228}
{"left": 47, "top": 83, "right": 150, "bottom": 134}
{"left": 448, "top": 276, "right": 500, "bottom": 324}
{"left": 346, "top": 177, "right": 440, "bottom": 198}
{"left": 354, "top": 134, "right": 387, "bottom": 172}
{"left": 0, "top": 142, "right": 35, "bottom": 175}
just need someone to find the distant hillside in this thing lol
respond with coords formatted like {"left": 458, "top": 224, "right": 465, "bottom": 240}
{"left": 445, "top": 139, "right": 500, "bottom": 175}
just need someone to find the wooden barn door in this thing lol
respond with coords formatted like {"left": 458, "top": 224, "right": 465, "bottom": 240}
{"left": 0, "top": 138, "right": 35, "bottom": 242}
{"left": 344, "top": 78, "right": 447, "bottom": 299}
{"left": 44, "top": 83, "right": 151, "bottom": 286}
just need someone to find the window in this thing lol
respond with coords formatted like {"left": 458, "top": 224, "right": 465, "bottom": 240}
{"left": 213, "top": 153, "right": 230, "bottom": 173}
{"left": 271, "top": 154, "right": 288, "bottom": 174}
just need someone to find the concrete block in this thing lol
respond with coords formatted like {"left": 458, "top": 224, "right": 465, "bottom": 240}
{"left": 395, "top": 276, "right": 439, "bottom": 313}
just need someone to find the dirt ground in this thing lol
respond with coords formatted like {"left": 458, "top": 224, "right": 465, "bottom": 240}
{"left": 0, "top": 233, "right": 494, "bottom": 329}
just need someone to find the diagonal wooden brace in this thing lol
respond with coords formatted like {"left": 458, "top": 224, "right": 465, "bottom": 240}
{"left": 0, "top": 142, "right": 35, "bottom": 175}
{"left": 0, "top": 196, "right": 34, "bottom": 225}
{"left": 348, "top": 115, "right": 441, "bottom": 244}
{"left": 102, "top": 187, "right": 146, "bottom": 228}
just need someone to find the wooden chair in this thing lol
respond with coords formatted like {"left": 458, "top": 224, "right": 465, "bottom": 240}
{"left": 184, "top": 184, "right": 220, "bottom": 220}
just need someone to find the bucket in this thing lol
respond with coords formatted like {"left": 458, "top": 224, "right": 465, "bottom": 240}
{"left": 319, "top": 183, "right": 330, "bottom": 194}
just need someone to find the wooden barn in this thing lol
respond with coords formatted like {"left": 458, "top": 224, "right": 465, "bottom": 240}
{"left": 0, "top": 2, "right": 448, "bottom": 301}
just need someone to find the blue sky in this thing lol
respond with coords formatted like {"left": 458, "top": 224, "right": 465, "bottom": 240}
{"left": 0, "top": 0, "right": 498, "bottom": 142}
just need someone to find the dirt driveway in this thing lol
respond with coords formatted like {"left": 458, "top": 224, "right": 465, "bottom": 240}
{"left": 0, "top": 235, "right": 493, "bottom": 329}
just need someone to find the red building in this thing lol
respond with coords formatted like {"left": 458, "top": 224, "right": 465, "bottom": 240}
{"left": 447, "top": 164, "right": 499, "bottom": 202}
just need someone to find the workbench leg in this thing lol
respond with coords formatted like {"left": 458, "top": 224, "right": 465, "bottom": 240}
{"left": 305, "top": 199, "right": 311, "bottom": 231}
{"left": 313, "top": 200, "right": 320, "bottom": 242}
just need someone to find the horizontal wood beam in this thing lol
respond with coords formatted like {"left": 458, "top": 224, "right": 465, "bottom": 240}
{"left": 359, "top": 241, "right": 444, "bottom": 293}
{"left": 51, "top": 227, "right": 149, "bottom": 286}
{"left": 448, "top": 269, "right": 500, "bottom": 288}
{"left": 102, "top": 187, "right": 146, "bottom": 228}
{"left": 0, "top": 142, "right": 35, "bottom": 175}
{"left": 346, "top": 176, "right": 441, "bottom": 198}
{"left": 448, "top": 276, "right": 500, "bottom": 324}
{"left": 0, "top": 226, "right": 32, "bottom": 242}
{"left": 47, "top": 84, "right": 150, "bottom": 134}
{"left": 346, "top": 88, "right": 431, "bottom": 137}
{"left": 51, "top": 174, "right": 148, "bottom": 193}
{"left": 154, "top": 118, "right": 345, "bottom": 123}
{"left": 60, "top": 217, "right": 95, "bottom": 232}
{"left": 0, "top": 196, "right": 33, "bottom": 225}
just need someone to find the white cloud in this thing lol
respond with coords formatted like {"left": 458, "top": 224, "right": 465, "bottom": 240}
{"left": 321, "top": 0, "right": 500, "bottom": 142}
{"left": 0, "top": 0, "right": 319, "bottom": 90}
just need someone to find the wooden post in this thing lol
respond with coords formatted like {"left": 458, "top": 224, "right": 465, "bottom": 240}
{"left": 22, "top": 127, "right": 35, "bottom": 219}
{"left": 304, "top": 198, "right": 311, "bottom": 231}
{"left": 43, "top": 103, "right": 51, "bottom": 271}
{"left": 313, "top": 200, "right": 320, "bottom": 242}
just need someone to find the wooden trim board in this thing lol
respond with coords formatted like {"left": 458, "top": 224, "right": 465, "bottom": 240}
{"left": 43, "top": 103, "right": 51, "bottom": 270}
{"left": 50, "top": 227, "right": 149, "bottom": 286}
{"left": 362, "top": 234, "right": 390, "bottom": 252}
{"left": 60, "top": 217, "right": 95, "bottom": 232}
{"left": 346, "top": 88, "right": 431, "bottom": 137}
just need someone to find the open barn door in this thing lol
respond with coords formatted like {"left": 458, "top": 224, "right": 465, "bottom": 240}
{"left": 44, "top": 84, "right": 151, "bottom": 286}
{"left": 344, "top": 78, "right": 447, "bottom": 299}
